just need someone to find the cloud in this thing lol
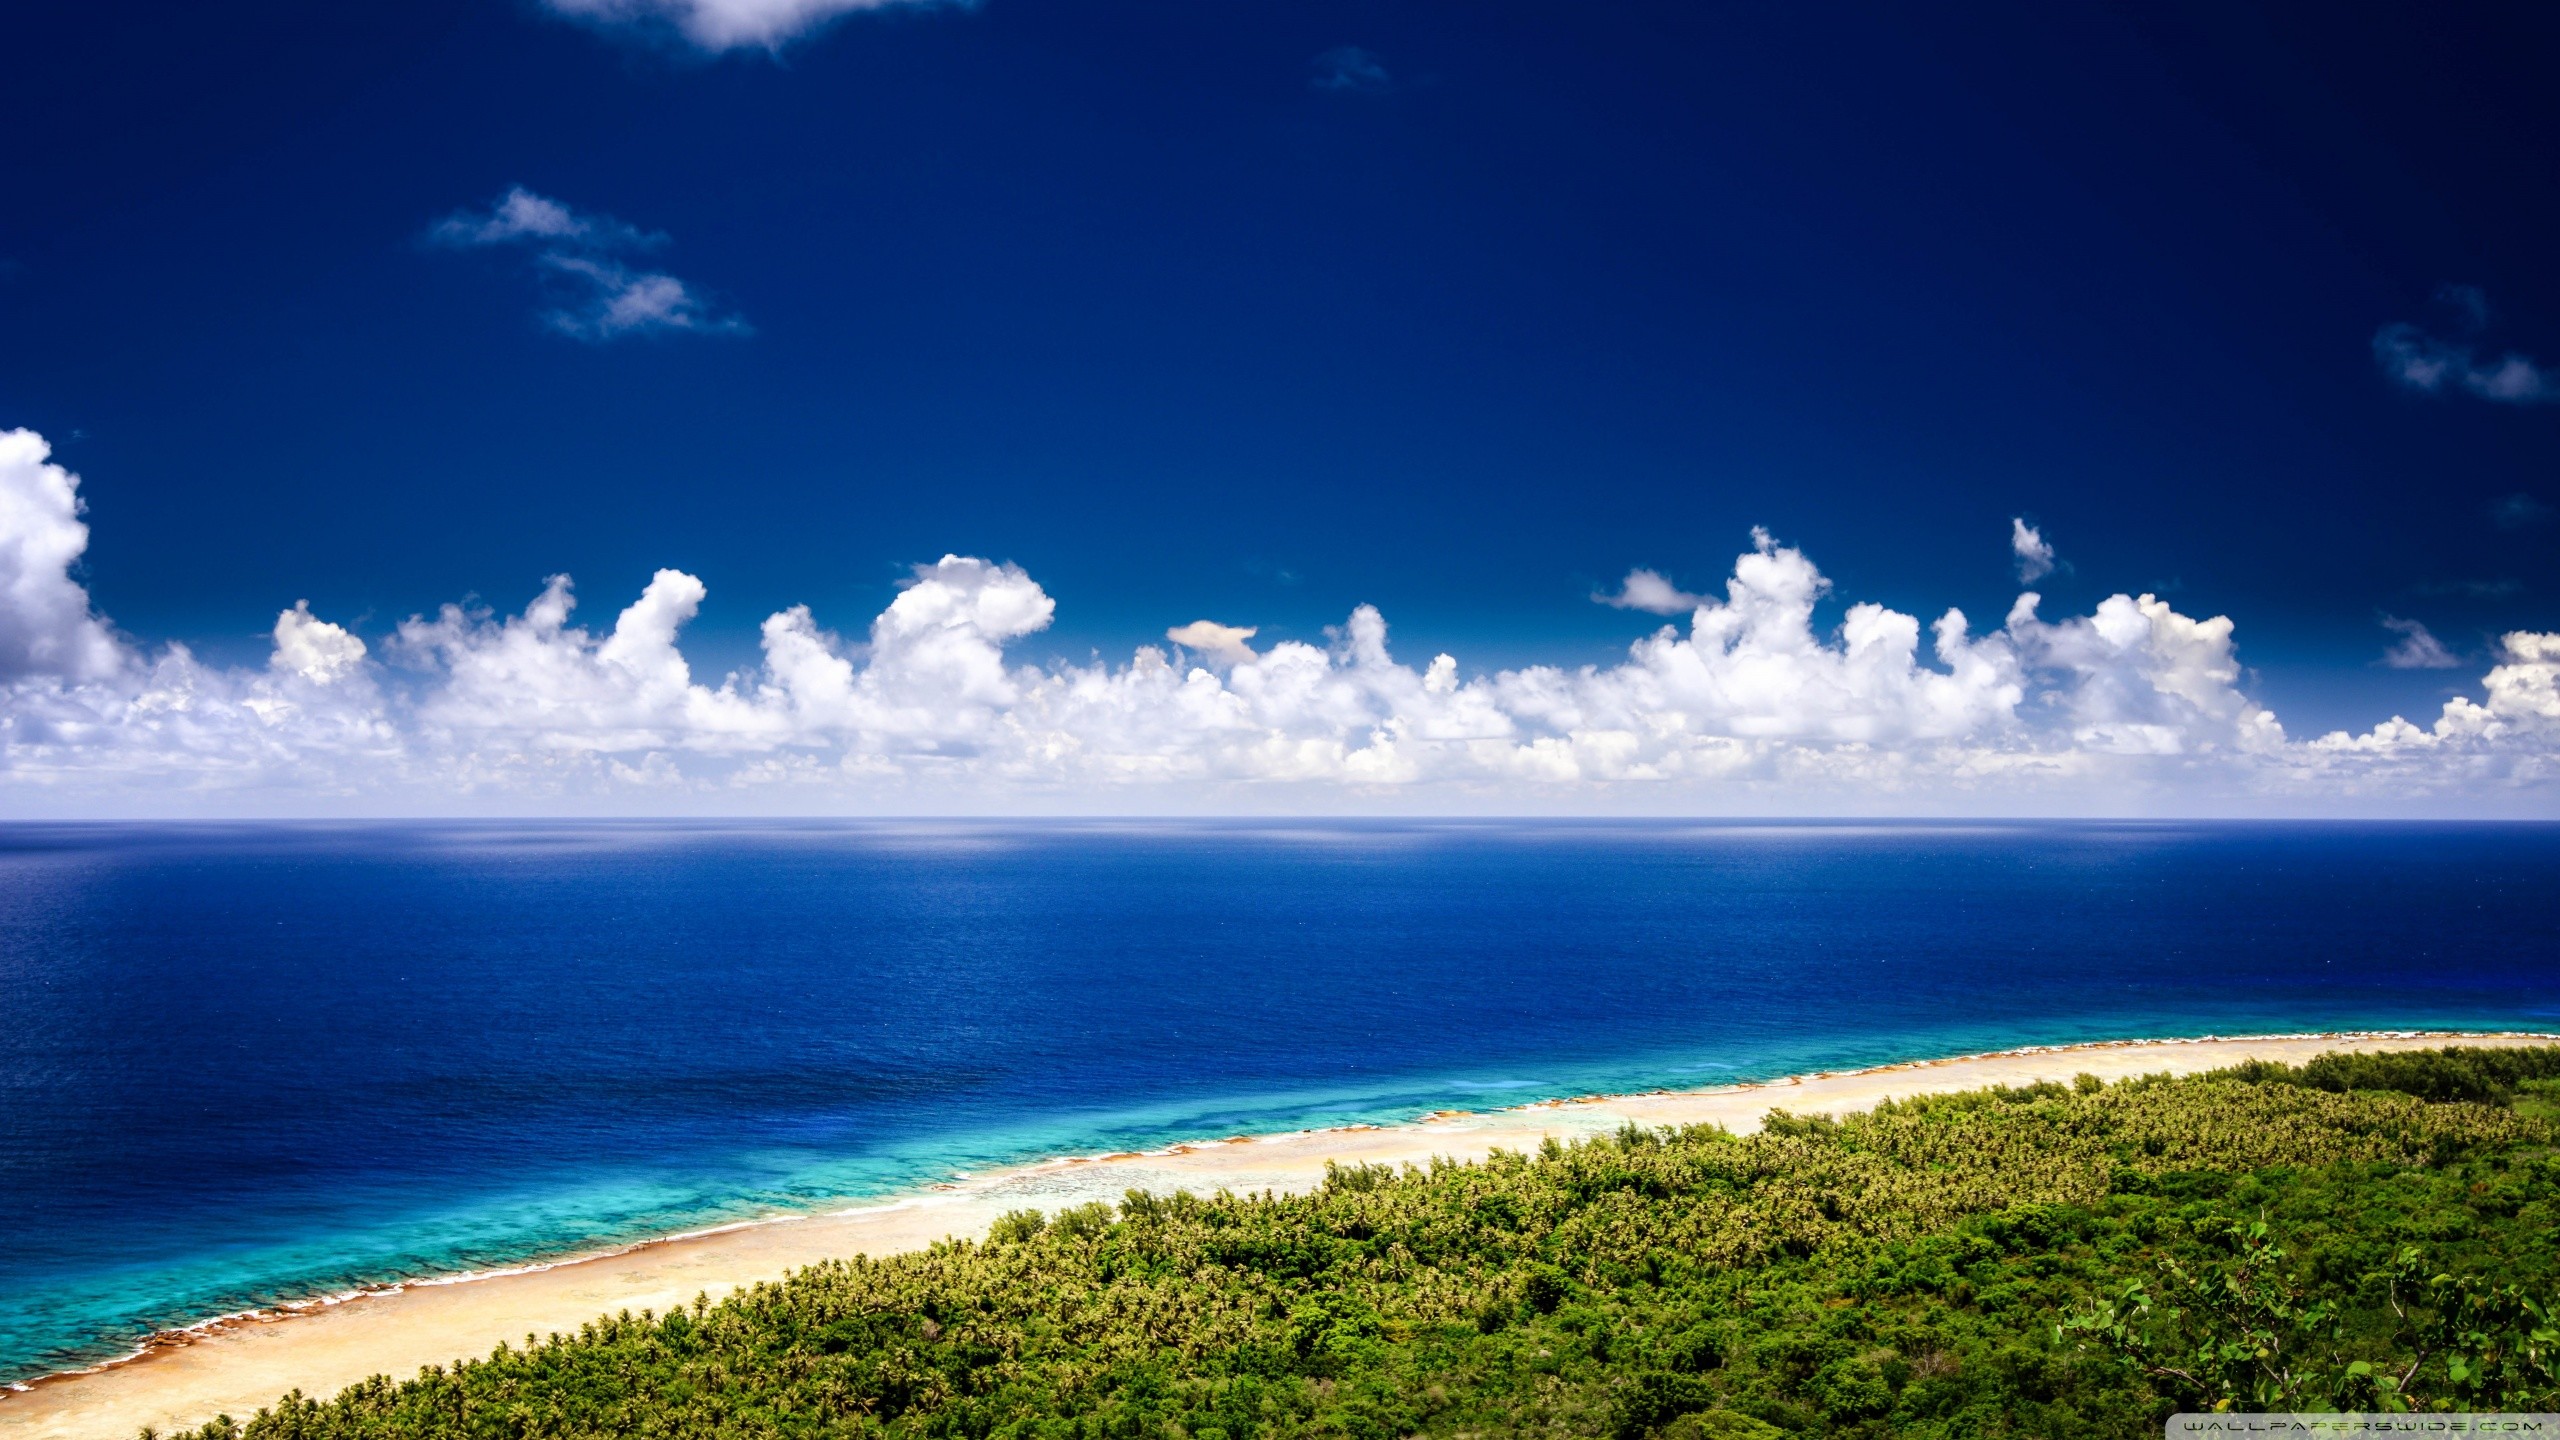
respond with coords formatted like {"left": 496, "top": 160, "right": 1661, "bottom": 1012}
{"left": 2413, "top": 577, "right": 2523, "bottom": 599}
{"left": 2379, "top": 616, "right": 2460, "bottom": 670}
{"left": 2011, "top": 518, "right": 2057, "bottom": 584}
{"left": 273, "top": 602, "right": 367, "bottom": 683}
{"left": 429, "top": 187, "right": 654, "bottom": 250}
{"left": 0, "top": 432, "right": 395, "bottom": 790}
{"left": 2310, "top": 630, "right": 2560, "bottom": 786}
{"left": 543, "top": 0, "right": 947, "bottom": 51}
{"left": 0, "top": 430, "right": 124, "bottom": 683}
{"left": 1312, "top": 46, "right": 1392, "bottom": 93}
{"left": 2373, "top": 286, "right": 2555, "bottom": 404}
{"left": 10, "top": 446, "right": 2560, "bottom": 814}
{"left": 538, "top": 257, "right": 745, "bottom": 340}
{"left": 1166, "top": 621, "right": 1259, "bottom": 666}
{"left": 1565, "top": 530, "right": 2028, "bottom": 749}
{"left": 393, "top": 568, "right": 785, "bottom": 756}
{"left": 2003, "top": 590, "right": 2278, "bottom": 756}
{"left": 2490, "top": 493, "right": 2554, "bottom": 530}
{"left": 1596, "top": 568, "right": 1707, "bottom": 616}
{"left": 430, "top": 188, "right": 746, "bottom": 341}
{"left": 2439, "top": 283, "right": 2492, "bottom": 331}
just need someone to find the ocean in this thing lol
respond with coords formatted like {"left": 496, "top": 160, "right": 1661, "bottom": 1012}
{"left": 3, "top": 819, "right": 2556, "bottom": 1385}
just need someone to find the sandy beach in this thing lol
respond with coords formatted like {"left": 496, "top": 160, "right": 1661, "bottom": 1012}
{"left": 6, "top": 1030, "right": 2551, "bottom": 1440}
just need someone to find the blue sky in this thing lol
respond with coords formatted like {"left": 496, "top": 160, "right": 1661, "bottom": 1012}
{"left": 2, "top": 0, "right": 2558, "bottom": 813}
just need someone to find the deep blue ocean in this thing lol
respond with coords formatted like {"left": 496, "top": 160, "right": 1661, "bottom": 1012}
{"left": 4, "top": 820, "right": 2558, "bottom": 1384}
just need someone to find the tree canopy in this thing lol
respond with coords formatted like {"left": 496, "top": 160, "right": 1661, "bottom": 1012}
{"left": 158, "top": 1047, "right": 2560, "bottom": 1440}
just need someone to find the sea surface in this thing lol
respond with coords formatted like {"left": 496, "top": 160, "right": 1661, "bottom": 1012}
{"left": 4, "top": 819, "right": 2558, "bottom": 1384}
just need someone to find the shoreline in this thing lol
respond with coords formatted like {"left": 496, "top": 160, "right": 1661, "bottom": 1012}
{"left": 6, "top": 1028, "right": 2554, "bottom": 1440}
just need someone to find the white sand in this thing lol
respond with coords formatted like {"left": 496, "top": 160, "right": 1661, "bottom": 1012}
{"left": 5, "top": 1031, "right": 2550, "bottom": 1440}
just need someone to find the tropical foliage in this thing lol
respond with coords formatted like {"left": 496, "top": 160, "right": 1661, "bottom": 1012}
{"left": 157, "top": 1047, "right": 2560, "bottom": 1440}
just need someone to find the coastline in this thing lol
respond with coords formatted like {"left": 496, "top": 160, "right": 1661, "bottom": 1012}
{"left": 6, "top": 1029, "right": 2554, "bottom": 1440}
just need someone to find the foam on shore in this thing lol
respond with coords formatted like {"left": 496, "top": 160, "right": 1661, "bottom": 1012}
{"left": 5, "top": 1030, "right": 2553, "bottom": 1440}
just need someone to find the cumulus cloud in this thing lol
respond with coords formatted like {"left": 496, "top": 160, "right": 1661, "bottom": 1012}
{"left": 0, "top": 434, "right": 395, "bottom": 793}
{"left": 2374, "top": 286, "right": 2555, "bottom": 404}
{"left": 273, "top": 602, "right": 367, "bottom": 683}
{"left": 2310, "top": 631, "right": 2560, "bottom": 794}
{"left": 1312, "top": 46, "right": 1392, "bottom": 93}
{"left": 7, "top": 438, "right": 2560, "bottom": 814}
{"left": 2004, "top": 590, "right": 2278, "bottom": 756}
{"left": 431, "top": 187, "right": 746, "bottom": 341}
{"left": 543, "top": 0, "right": 946, "bottom": 51}
{"left": 2380, "top": 616, "right": 2460, "bottom": 670}
{"left": 393, "top": 569, "right": 778, "bottom": 756}
{"left": 2011, "top": 518, "right": 2057, "bottom": 583}
{"left": 1596, "top": 568, "right": 1707, "bottom": 616}
{"left": 0, "top": 430, "right": 124, "bottom": 682}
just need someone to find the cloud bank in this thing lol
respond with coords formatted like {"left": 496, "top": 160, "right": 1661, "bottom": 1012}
{"left": 431, "top": 187, "right": 747, "bottom": 341}
{"left": 5, "top": 427, "right": 2558, "bottom": 816}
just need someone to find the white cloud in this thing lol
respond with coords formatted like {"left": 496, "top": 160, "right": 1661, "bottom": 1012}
{"left": 2011, "top": 518, "right": 2056, "bottom": 583}
{"left": 2306, "top": 632, "right": 2560, "bottom": 797}
{"left": 394, "top": 569, "right": 784, "bottom": 756}
{"left": 2379, "top": 616, "right": 2459, "bottom": 670}
{"left": 6, "top": 446, "right": 2560, "bottom": 815}
{"left": 0, "top": 430, "right": 124, "bottom": 683}
{"left": 273, "top": 602, "right": 367, "bottom": 683}
{"left": 543, "top": 0, "right": 947, "bottom": 51}
{"left": 431, "top": 188, "right": 746, "bottom": 341}
{"left": 2004, "top": 589, "right": 2279, "bottom": 756}
{"left": 0, "top": 446, "right": 397, "bottom": 794}
{"left": 1596, "top": 568, "right": 1706, "bottom": 616}
{"left": 1565, "top": 530, "right": 2026, "bottom": 749}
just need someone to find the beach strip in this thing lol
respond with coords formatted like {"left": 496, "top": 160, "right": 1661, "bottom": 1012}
{"left": 6, "top": 1030, "right": 2553, "bottom": 1440}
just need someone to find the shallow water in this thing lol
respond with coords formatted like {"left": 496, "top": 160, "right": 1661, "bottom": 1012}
{"left": 4, "top": 819, "right": 2557, "bottom": 1383}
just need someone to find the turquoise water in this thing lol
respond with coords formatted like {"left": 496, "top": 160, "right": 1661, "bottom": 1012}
{"left": 4, "top": 819, "right": 2556, "bottom": 1383}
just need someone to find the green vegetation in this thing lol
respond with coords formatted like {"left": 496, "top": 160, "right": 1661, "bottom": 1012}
{"left": 162, "top": 1047, "right": 2560, "bottom": 1440}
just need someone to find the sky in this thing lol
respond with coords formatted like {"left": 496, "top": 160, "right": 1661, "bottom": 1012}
{"left": 3, "top": 0, "right": 2559, "bottom": 815}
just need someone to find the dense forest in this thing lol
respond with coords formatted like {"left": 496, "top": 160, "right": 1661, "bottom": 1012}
{"left": 163, "top": 1046, "right": 2560, "bottom": 1440}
